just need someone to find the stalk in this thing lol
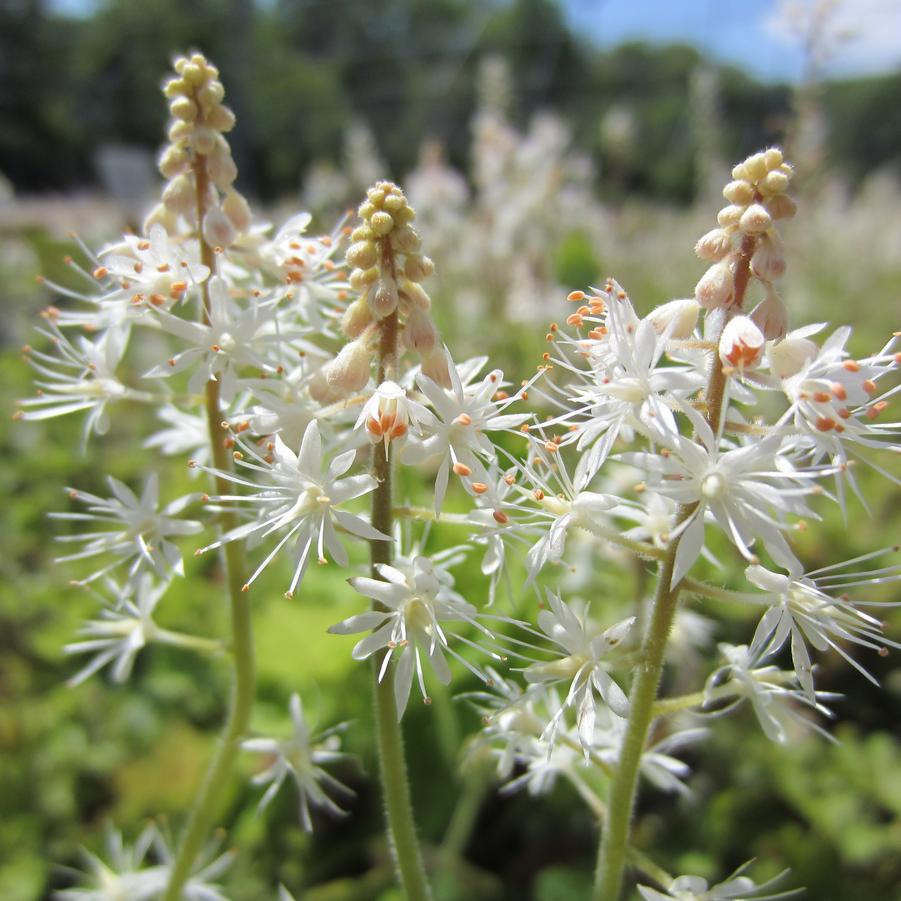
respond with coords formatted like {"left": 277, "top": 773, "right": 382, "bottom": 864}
{"left": 163, "top": 153, "right": 256, "bottom": 901}
{"left": 592, "top": 233, "right": 756, "bottom": 901}
{"left": 369, "top": 238, "right": 432, "bottom": 900}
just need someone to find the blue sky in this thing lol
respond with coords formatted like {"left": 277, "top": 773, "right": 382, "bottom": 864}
{"left": 48, "top": 0, "right": 901, "bottom": 83}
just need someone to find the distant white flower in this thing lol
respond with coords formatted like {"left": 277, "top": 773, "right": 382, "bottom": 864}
{"left": 242, "top": 693, "right": 355, "bottom": 832}
{"left": 196, "top": 420, "right": 385, "bottom": 597}
{"left": 329, "top": 554, "right": 498, "bottom": 719}
{"left": 524, "top": 593, "right": 634, "bottom": 751}
{"left": 638, "top": 861, "right": 800, "bottom": 900}
{"left": 151, "top": 828, "right": 236, "bottom": 901}
{"left": 144, "top": 404, "right": 211, "bottom": 467}
{"left": 52, "top": 474, "right": 201, "bottom": 583}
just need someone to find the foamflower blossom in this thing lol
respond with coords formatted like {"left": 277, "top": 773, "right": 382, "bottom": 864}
{"left": 638, "top": 862, "right": 800, "bottom": 901}
{"left": 242, "top": 693, "right": 356, "bottom": 832}
{"left": 329, "top": 554, "right": 499, "bottom": 718}
{"left": 195, "top": 420, "right": 387, "bottom": 597}
{"left": 51, "top": 474, "right": 202, "bottom": 584}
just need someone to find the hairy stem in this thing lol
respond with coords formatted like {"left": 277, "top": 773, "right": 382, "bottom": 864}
{"left": 163, "top": 153, "right": 255, "bottom": 901}
{"left": 370, "top": 238, "right": 432, "bottom": 900}
{"left": 592, "top": 235, "right": 756, "bottom": 901}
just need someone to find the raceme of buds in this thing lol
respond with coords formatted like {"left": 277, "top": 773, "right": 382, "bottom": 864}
{"left": 694, "top": 148, "right": 794, "bottom": 315}
{"left": 146, "top": 52, "right": 249, "bottom": 245}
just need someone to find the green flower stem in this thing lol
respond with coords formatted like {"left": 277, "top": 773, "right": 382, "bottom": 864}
{"left": 369, "top": 239, "right": 432, "bottom": 900}
{"left": 593, "top": 233, "right": 757, "bottom": 901}
{"left": 162, "top": 153, "right": 256, "bottom": 901}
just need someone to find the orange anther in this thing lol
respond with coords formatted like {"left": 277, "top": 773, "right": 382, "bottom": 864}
{"left": 471, "top": 482, "right": 488, "bottom": 494}
{"left": 493, "top": 510, "right": 509, "bottom": 524}
{"left": 567, "top": 290, "right": 586, "bottom": 302}
{"left": 453, "top": 462, "right": 472, "bottom": 476}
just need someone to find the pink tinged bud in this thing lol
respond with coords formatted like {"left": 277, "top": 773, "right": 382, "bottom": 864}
{"left": 766, "top": 194, "right": 796, "bottom": 220}
{"left": 192, "top": 126, "right": 217, "bottom": 155}
{"left": 421, "top": 349, "right": 452, "bottom": 388}
{"left": 202, "top": 206, "right": 237, "bottom": 248}
{"left": 695, "top": 228, "right": 733, "bottom": 261}
{"left": 205, "top": 105, "right": 236, "bottom": 132}
{"left": 646, "top": 298, "right": 700, "bottom": 339}
{"left": 162, "top": 174, "right": 195, "bottom": 216}
{"left": 222, "top": 189, "right": 252, "bottom": 233}
{"left": 368, "top": 279, "right": 398, "bottom": 320}
{"left": 750, "top": 291, "right": 789, "bottom": 341}
{"left": 695, "top": 259, "right": 735, "bottom": 310}
{"left": 341, "top": 298, "right": 373, "bottom": 339}
{"left": 346, "top": 240, "right": 378, "bottom": 269}
{"left": 719, "top": 315, "right": 765, "bottom": 371}
{"left": 717, "top": 205, "right": 744, "bottom": 228}
{"left": 767, "top": 334, "right": 818, "bottom": 379}
{"left": 207, "top": 144, "right": 237, "bottom": 187}
{"left": 739, "top": 203, "right": 772, "bottom": 235}
{"left": 750, "top": 234, "right": 786, "bottom": 281}
{"left": 326, "top": 340, "right": 372, "bottom": 393}
{"left": 403, "top": 306, "right": 438, "bottom": 354}
{"left": 722, "top": 180, "right": 754, "bottom": 205}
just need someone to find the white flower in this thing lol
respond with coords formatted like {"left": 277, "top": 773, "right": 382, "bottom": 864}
{"left": 524, "top": 593, "right": 634, "bottom": 751}
{"left": 195, "top": 420, "right": 386, "bottom": 598}
{"left": 242, "top": 693, "right": 355, "bottom": 832}
{"left": 638, "top": 862, "right": 800, "bottom": 901}
{"left": 329, "top": 554, "right": 497, "bottom": 719}
{"left": 625, "top": 403, "right": 817, "bottom": 585}
{"left": 746, "top": 554, "right": 900, "bottom": 701}
{"left": 150, "top": 829, "right": 235, "bottom": 901}
{"left": 354, "top": 380, "right": 432, "bottom": 448}
{"left": 52, "top": 474, "right": 201, "bottom": 584}
{"left": 144, "top": 404, "right": 211, "bottom": 467}
{"left": 401, "top": 354, "right": 531, "bottom": 512}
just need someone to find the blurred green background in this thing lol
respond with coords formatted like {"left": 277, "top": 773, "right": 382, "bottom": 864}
{"left": 2, "top": 1, "right": 900, "bottom": 899}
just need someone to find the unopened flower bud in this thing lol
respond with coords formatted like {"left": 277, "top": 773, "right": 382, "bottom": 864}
{"left": 695, "top": 259, "right": 734, "bottom": 310}
{"left": 750, "top": 233, "right": 786, "bottom": 281}
{"left": 767, "top": 333, "right": 818, "bottom": 379}
{"left": 222, "top": 189, "right": 252, "bottom": 233}
{"left": 731, "top": 162, "right": 749, "bottom": 181}
{"left": 168, "top": 120, "right": 193, "bottom": 143}
{"left": 143, "top": 203, "right": 177, "bottom": 235}
{"left": 739, "top": 203, "right": 772, "bottom": 235}
{"left": 368, "top": 280, "right": 398, "bottom": 319}
{"left": 761, "top": 170, "right": 789, "bottom": 195}
{"left": 162, "top": 174, "right": 195, "bottom": 216}
{"left": 400, "top": 279, "right": 431, "bottom": 311}
{"left": 403, "top": 306, "right": 438, "bottom": 354}
{"left": 341, "top": 298, "right": 373, "bottom": 339}
{"left": 744, "top": 152, "right": 767, "bottom": 183}
{"left": 170, "top": 96, "right": 197, "bottom": 121}
{"left": 571, "top": 492, "right": 617, "bottom": 524}
{"left": 717, "top": 205, "right": 744, "bottom": 228}
{"left": 695, "top": 228, "right": 733, "bottom": 261}
{"left": 723, "top": 180, "right": 754, "bottom": 205}
{"left": 370, "top": 211, "right": 394, "bottom": 236}
{"left": 326, "top": 339, "right": 372, "bottom": 393}
{"left": 198, "top": 81, "right": 225, "bottom": 108}
{"left": 763, "top": 147, "right": 784, "bottom": 171}
{"left": 750, "top": 290, "right": 788, "bottom": 341}
{"left": 421, "top": 349, "right": 451, "bottom": 388}
{"left": 308, "top": 370, "right": 343, "bottom": 404}
{"left": 719, "top": 315, "right": 765, "bottom": 371}
{"left": 192, "top": 126, "right": 217, "bottom": 155}
{"left": 205, "top": 105, "right": 236, "bottom": 133}
{"left": 159, "top": 145, "right": 189, "bottom": 179}
{"left": 207, "top": 144, "right": 237, "bottom": 187}
{"left": 351, "top": 225, "right": 374, "bottom": 242}
{"left": 646, "top": 298, "right": 700, "bottom": 339}
{"left": 405, "top": 254, "right": 434, "bottom": 282}
{"left": 392, "top": 226, "right": 421, "bottom": 254}
{"left": 766, "top": 194, "right": 797, "bottom": 220}
{"left": 202, "top": 205, "right": 237, "bottom": 248}
{"left": 350, "top": 266, "right": 379, "bottom": 291}
{"left": 346, "top": 240, "right": 378, "bottom": 269}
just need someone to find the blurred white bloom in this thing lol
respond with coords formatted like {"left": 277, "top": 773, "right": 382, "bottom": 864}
{"left": 144, "top": 404, "right": 211, "bottom": 466}
{"left": 52, "top": 474, "right": 201, "bottom": 584}
{"left": 242, "top": 693, "right": 355, "bottom": 832}
{"left": 638, "top": 861, "right": 799, "bottom": 900}
{"left": 196, "top": 420, "right": 386, "bottom": 598}
{"left": 329, "top": 554, "right": 497, "bottom": 719}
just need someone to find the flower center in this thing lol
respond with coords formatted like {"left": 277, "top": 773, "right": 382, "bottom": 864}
{"left": 700, "top": 471, "right": 726, "bottom": 500}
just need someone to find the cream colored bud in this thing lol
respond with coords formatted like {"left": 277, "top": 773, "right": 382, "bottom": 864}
{"left": 405, "top": 254, "right": 434, "bottom": 282}
{"left": 346, "top": 240, "right": 378, "bottom": 269}
{"left": 731, "top": 162, "right": 749, "bottom": 181}
{"left": 163, "top": 77, "right": 187, "bottom": 98}
{"left": 168, "top": 120, "right": 193, "bottom": 143}
{"left": 744, "top": 152, "right": 767, "bottom": 183}
{"left": 717, "top": 205, "right": 744, "bottom": 228}
{"left": 766, "top": 194, "right": 796, "bottom": 220}
{"left": 358, "top": 201, "right": 376, "bottom": 220}
{"left": 764, "top": 147, "right": 784, "bottom": 171}
{"left": 351, "top": 225, "right": 374, "bottom": 242}
{"left": 170, "top": 96, "right": 198, "bottom": 121}
{"left": 208, "top": 144, "right": 238, "bottom": 187}
{"left": 400, "top": 279, "right": 431, "bottom": 311}
{"left": 719, "top": 315, "right": 765, "bottom": 371}
{"left": 766, "top": 333, "right": 817, "bottom": 379}
{"left": 182, "top": 63, "right": 205, "bottom": 86}
{"left": 198, "top": 81, "right": 225, "bottom": 108}
{"left": 403, "top": 306, "right": 438, "bottom": 354}
{"left": 173, "top": 56, "right": 188, "bottom": 75}
{"left": 370, "top": 211, "right": 394, "bottom": 236}
{"left": 368, "top": 279, "right": 398, "bottom": 319}
{"left": 723, "top": 180, "right": 755, "bottom": 205}
{"left": 162, "top": 174, "right": 195, "bottom": 216}
{"left": 205, "top": 105, "right": 235, "bottom": 132}
{"left": 695, "top": 259, "right": 735, "bottom": 310}
{"left": 392, "top": 226, "right": 421, "bottom": 254}
{"left": 326, "top": 340, "right": 372, "bottom": 393}
{"left": 394, "top": 204, "right": 416, "bottom": 225}
{"left": 367, "top": 188, "right": 386, "bottom": 207}
{"left": 349, "top": 266, "right": 379, "bottom": 290}
{"left": 695, "top": 228, "right": 733, "bottom": 261}
{"left": 192, "top": 126, "right": 217, "bottom": 155}
{"left": 383, "top": 193, "right": 406, "bottom": 212}
{"left": 308, "top": 370, "right": 343, "bottom": 404}
{"left": 158, "top": 145, "right": 189, "bottom": 179}
{"left": 421, "top": 349, "right": 451, "bottom": 388}
{"left": 750, "top": 291, "right": 788, "bottom": 341}
{"left": 222, "top": 189, "right": 252, "bottom": 233}
{"left": 202, "top": 206, "right": 237, "bottom": 248}
{"left": 341, "top": 298, "right": 373, "bottom": 339}
{"left": 143, "top": 203, "right": 177, "bottom": 235}
{"left": 761, "top": 170, "right": 789, "bottom": 195}
{"left": 645, "top": 298, "right": 700, "bottom": 339}
{"left": 750, "top": 233, "right": 786, "bottom": 281}
{"left": 739, "top": 203, "right": 772, "bottom": 235}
